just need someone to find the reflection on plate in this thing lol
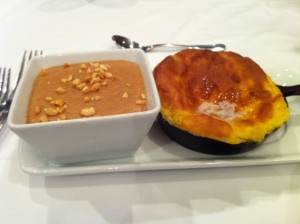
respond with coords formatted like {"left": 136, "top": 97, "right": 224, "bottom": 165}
{"left": 267, "top": 67, "right": 300, "bottom": 113}
{"left": 19, "top": 117, "right": 300, "bottom": 176}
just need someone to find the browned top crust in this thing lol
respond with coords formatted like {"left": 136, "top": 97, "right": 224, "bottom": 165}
{"left": 154, "top": 49, "right": 290, "bottom": 144}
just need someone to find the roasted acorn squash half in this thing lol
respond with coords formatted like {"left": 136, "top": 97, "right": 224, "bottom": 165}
{"left": 153, "top": 49, "right": 291, "bottom": 155}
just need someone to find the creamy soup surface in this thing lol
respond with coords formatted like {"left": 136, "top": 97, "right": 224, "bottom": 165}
{"left": 27, "top": 60, "right": 147, "bottom": 123}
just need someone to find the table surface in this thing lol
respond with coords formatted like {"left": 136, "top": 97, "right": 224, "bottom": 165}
{"left": 1, "top": 0, "right": 300, "bottom": 223}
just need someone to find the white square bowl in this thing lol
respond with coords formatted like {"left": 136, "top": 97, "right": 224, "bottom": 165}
{"left": 7, "top": 49, "right": 160, "bottom": 164}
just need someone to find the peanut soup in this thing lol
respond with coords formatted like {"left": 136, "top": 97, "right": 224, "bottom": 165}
{"left": 26, "top": 60, "right": 147, "bottom": 123}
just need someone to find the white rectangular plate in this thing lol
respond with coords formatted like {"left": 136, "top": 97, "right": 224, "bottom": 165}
{"left": 18, "top": 64, "right": 300, "bottom": 176}
{"left": 19, "top": 109, "right": 300, "bottom": 176}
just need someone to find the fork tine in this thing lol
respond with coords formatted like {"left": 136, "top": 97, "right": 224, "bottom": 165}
{"left": 0, "top": 68, "right": 4, "bottom": 95}
{"left": 9, "top": 50, "right": 43, "bottom": 99}
{"left": 28, "top": 50, "right": 33, "bottom": 61}
{"left": 0, "top": 51, "right": 43, "bottom": 131}
{"left": 0, "top": 68, "right": 10, "bottom": 104}
{"left": 12, "top": 51, "right": 27, "bottom": 92}
{"left": 0, "top": 68, "right": 5, "bottom": 101}
{"left": 27, "top": 50, "right": 42, "bottom": 62}
{"left": 4, "top": 69, "right": 10, "bottom": 100}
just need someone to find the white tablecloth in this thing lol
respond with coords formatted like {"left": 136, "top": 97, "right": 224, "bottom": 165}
{"left": 1, "top": 0, "right": 300, "bottom": 223}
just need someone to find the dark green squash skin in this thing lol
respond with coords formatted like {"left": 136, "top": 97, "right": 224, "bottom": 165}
{"left": 157, "top": 113, "right": 263, "bottom": 155}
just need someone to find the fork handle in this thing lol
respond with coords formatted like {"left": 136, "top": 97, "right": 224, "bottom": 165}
{"left": 150, "top": 43, "right": 226, "bottom": 51}
{"left": 0, "top": 110, "right": 8, "bottom": 131}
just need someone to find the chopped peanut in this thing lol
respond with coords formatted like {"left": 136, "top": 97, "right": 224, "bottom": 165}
{"left": 72, "top": 78, "right": 81, "bottom": 86}
{"left": 93, "top": 62, "right": 100, "bottom": 68}
{"left": 61, "top": 78, "right": 68, "bottom": 83}
{"left": 82, "top": 86, "right": 90, "bottom": 93}
{"left": 80, "top": 64, "right": 87, "bottom": 70}
{"left": 104, "top": 72, "right": 113, "bottom": 78}
{"left": 40, "top": 69, "right": 48, "bottom": 76}
{"left": 55, "top": 87, "right": 66, "bottom": 94}
{"left": 141, "top": 93, "right": 146, "bottom": 99}
{"left": 81, "top": 107, "right": 96, "bottom": 117}
{"left": 60, "top": 114, "right": 67, "bottom": 120}
{"left": 45, "top": 108, "right": 59, "bottom": 116}
{"left": 100, "top": 64, "right": 109, "bottom": 71}
{"left": 122, "top": 92, "right": 128, "bottom": 99}
{"left": 94, "top": 67, "right": 103, "bottom": 73}
{"left": 56, "top": 107, "right": 63, "bottom": 114}
{"left": 90, "top": 83, "right": 101, "bottom": 92}
{"left": 87, "top": 68, "right": 92, "bottom": 74}
{"left": 83, "top": 96, "right": 91, "bottom": 103}
{"left": 83, "top": 75, "right": 92, "bottom": 83}
{"left": 76, "top": 83, "right": 86, "bottom": 90}
{"left": 45, "top": 97, "right": 53, "bottom": 101}
{"left": 94, "top": 95, "right": 101, "bottom": 101}
{"left": 39, "top": 115, "right": 48, "bottom": 122}
{"left": 135, "top": 100, "right": 146, "bottom": 105}
{"left": 35, "top": 106, "right": 41, "bottom": 115}
{"left": 53, "top": 99, "right": 65, "bottom": 106}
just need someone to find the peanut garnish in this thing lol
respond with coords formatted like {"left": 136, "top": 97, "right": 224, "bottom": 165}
{"left": 72, "top": 78, "right": 81, "bottom": 86}
{"left": 61, "top": 78, "right": 68, "bottom": 83}
{"left": 53, "top": 99, "right": 65, "bottom": 106}
{"left": 80, "top": 64, "right": 87, "bottom": 70}
{"left": 40, "top": 69, "right": 48, "bottom": 76}
{"left": 122, "top": 92, "right": 128, "bottom": 99}
{"left": 45, "top": 97, "right": 53, "bottom": 101}
{"left": 55, "top": 87, "right": 66, "bottom": 94}
{"left": 82, "top": 86, "right": 90, "bottom": 93}
{"left": 104, "top": 72, "right": 113, "bottom": 78}
{"left": 91, "top": 76, "right": 100, "bottom": 84}
{"left": 93, "top": 95, "right": 101, "bottom": 101}
{"left": 84, "top": 75, "right": 92, "bottom": 83}
{"left": 60, "top": 114, "right": 67, "bottom": 120}
{"left": 81, "top": 107, "right": 96, "bottom": 117}
{"left": 90, "top": 83, "right": 101, "bottom": 92}
{"left": 93, "top": 62, "right": 100, "bottom": 68}
{"left": 94, "top": 67, "right": 103, "bottom": 73}
{"left": 56, "top": 107, "right": 64, "bottom": 114}
{"left": 35, "top": 106, "right": 41, "bottom": 115}
{"left": 45, "top": 108, "right": 59, "bottom": 116}
{"left": 87, "top": 68, "right": 92, "bottom": 74}
{"left": 76, "top": 83, "right": 86, "bottom": 90}
{"left": 39, "top": 115, "right": 48, "bottom": 122}
{"left": 28, "top": 60, "right": 147, "bottom": 124}
{"left": 135, "top": 100, "right": 146, "bottom": 105}
{"left": 100, "top": 64, "right": 109, "bottom": 71}
{"left": 61, "top": 75, "right": 72, "bottom": 83}
{"left": 141, "top": 93, "right": 146, "bottom": 99}
{"left": 83, "top": 96, "right": 91, "bottom": 103}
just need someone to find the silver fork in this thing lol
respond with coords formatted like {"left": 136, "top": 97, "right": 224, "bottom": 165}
{"left": 0, "top": 67, "right": 11, "bottom": 111}
{"left": 0, "top": 50, "right": 43, "bottom": 131}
